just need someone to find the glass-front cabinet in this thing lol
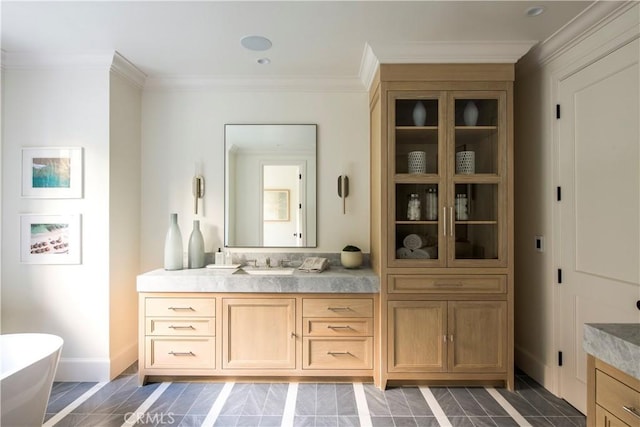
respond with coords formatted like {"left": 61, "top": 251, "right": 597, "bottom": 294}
{"left": 389, "top": 91, "right": 507, "bottom": 268}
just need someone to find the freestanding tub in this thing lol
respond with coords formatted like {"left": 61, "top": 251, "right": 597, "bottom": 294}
{"left": 1, "top": 333, "right": 63, "bottom": 427}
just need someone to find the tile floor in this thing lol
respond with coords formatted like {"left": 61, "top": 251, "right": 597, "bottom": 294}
{"left": 43, "top": 367, "right": 585, "bottom": 427}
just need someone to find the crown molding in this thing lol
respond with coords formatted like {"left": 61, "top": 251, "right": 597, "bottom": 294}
{"left": 144, "top": 76, "right": 366, "bottom": 92}
{"left": 359, "top": 43, "right": 380, "bottom": 91}
{"left": 1, "top": 51, "right": 115, "bottom": 70}
{"left": 367, "top": 40, "right": 537, "bottom": 66}
{"left": 516, "top": 1, "right": 637, "bottom": 74}
{"left": 111, "top": 51, "right": 147, "bottom": 89}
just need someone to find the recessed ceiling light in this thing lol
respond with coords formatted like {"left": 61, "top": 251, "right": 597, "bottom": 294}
{"left": 257, "top": 58, "right": 271, "bottom": 65}
{"left": 525, "top": 6, "right": 545, "bottom": 17}
{"left": 241, "top": 35, "right": 272, "bottom": 51}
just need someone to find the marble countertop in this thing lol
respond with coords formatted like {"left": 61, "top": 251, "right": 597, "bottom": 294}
{"left": 583, "top": 323, "right": 640, "bottom": 379}
{"left": 137, "top": 267, "right": 380, "bottom": 294}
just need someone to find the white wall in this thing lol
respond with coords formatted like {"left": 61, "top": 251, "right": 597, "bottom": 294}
{"left": 140, "top": 89, "right": 370, "bottom": 271}
{"left": 514, "top": 3, "right": 639, "bottom": 393}
{"left": 1, "top": 65, "right": 112, "bottom": 380}
{"left": 108, "top": 70, "right": 142, "bottom": 377}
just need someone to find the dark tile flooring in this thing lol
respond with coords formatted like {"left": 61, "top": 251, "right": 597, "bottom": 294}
{"left": 43, "top": 366, "right": 585, "bottom": 427}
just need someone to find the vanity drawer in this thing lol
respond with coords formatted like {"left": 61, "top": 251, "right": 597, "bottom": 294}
{"left": 303, "top": 337, "right": 372, "bottom": 370}
{"left": 146, "top": 317, "right": 216, "bottom": 336}
{"left": 145, "top": 297, "right": 215, "bottom": 317}
{"left": 145, "top": 337, "right": 215, "bottom": 369}
{"left": 303, "top": 298, "right": 373, "bottom": 318}
{"left": 596, "top": 370, "right": 640, "bottom": 426}
{"left": 303, "top": 318, "right": 373, "bottom": 337}
{"left": 388, "top": 275, "right": 506, "bottom": 294}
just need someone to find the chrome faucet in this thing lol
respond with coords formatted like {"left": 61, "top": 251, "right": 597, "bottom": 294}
{"left": 244, "top": 259, "right": 257, "bottom": 268}
{"left": 266, "top": 257, "right": 271, "bottom": 268}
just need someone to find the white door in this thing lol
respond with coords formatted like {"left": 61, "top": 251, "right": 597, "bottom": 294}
{"left": 557, "top": 39, "right": 640, "bottom": 413}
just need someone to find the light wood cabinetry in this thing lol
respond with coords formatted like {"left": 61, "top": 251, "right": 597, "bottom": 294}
{"left": 369, "top": 64, "right": 514, "bottom": 389}
{"left": 587, "top": 355, "right": 640, "bottom": 427}
{"left": 222, "top": 298, "right": 296, "bottom": 369}
{"left": 138, "top": 292, "right": 376, "bottom": 384}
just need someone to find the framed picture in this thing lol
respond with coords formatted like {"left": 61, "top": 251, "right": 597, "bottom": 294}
{"left": 20, "top": 214, "right": 82, "bottom": 264}
{"left": 22, "top": 147, "right": 83, "bottom": 198}
{"left": 264, "top": 189, "right": 290, "bottom": 221}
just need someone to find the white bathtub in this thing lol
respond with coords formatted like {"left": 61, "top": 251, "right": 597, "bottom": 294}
{"left": 1, "top": 333, "right": 63, "bottom": 427}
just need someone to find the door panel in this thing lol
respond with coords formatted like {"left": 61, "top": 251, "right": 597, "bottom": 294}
{"left": 558, "top": 39, "right": 640, "bottom": 413}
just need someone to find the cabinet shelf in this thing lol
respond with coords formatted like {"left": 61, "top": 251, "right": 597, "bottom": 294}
{"left": 395, "top": 174, "right": 440, "bottom": 183}
{"left": 396, "top": 220, "right": 438, "bottom": 225}
{"left": 455, "top": 220, "right": 497, "bottom": 225}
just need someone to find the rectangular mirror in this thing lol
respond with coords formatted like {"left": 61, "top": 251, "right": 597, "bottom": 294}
{"left": 225, "top": 124, "right": 317, "bottom": 247}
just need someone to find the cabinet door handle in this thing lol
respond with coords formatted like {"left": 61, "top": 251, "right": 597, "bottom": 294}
{"left": 450, "top": 334, "right": 454, "bottom": 342}
{"left": 328, "top": 307, "right": 351, "bottom": 312}
{"left": 291, "top": 332, "right": 297, "bottom": 338}
{"left": 443, "top": 207, "right": 447, "bottom": 236}
{"left": 168, "top": 351, "right": 195, "bottom": 356}
{"left": 449, "top": 207, "right": 454, "bottom": 236}
{"left": 168, "top": 306, "right": 195, "bottom": 311}
{"left": 327, "top": 351, "right": 352, "bottom": 356}
{"left": 623, "top": 406, "right": 640, "bottom": 419}
{"left": 327, "top": 325, "right": 352, "bottom": 330}
{"left": 168, "top": 325, "right": 195, "bottom": 330}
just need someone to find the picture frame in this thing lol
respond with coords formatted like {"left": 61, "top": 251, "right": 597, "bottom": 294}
{"left": 21, "top": 147, "right": 83, "bottom": 198}
{"left": 263, "top": 189, "right": 290, "bottom": 222}
{"left": 20, "top": 214, "right": 82, "bottom": 264}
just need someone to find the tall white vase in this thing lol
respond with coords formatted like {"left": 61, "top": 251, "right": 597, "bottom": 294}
{"left": 463, "top": 101, "right": 479, "bottom": 126}
{"left": 164, "top": 213, "right": 183, "bottom": 270}
{"left": 188, "top": 220, "right": 205, "bottom": 269}
{"left": 412, "top": 101, "right": 427, "bottom": 126}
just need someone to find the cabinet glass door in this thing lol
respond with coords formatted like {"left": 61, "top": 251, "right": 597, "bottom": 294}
{"left": 391, "top": 95, "right": 443, "bottom": 266}
{"left": 449, "top": 94, "right": 506, "bottom": 266}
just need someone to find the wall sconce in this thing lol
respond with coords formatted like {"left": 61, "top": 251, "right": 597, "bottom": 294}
{"left": 338, "top": 175, "right": 349, "bottom": 214}
{"left": 193, "top": 175, "right": 204, "bottom": 214}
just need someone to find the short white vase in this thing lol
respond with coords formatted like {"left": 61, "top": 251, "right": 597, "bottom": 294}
{"left": 412, "top": 101, "right": 427, "bottom": 126}
{"left": 463, "top": 101, "right": 479, "bottom": 126}
{"left": 341, "top": 251, "right": 363, "bottom": 269}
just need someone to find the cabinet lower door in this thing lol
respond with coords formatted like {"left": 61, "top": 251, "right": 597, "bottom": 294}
{"left": 223, "top": 298, "right": 296, "bottom": 369}
{"left": 448, "top": 301, "right": 506, "bottom": 372}
{"left": 388, "top": 301, "right": 447, "bottom": 372}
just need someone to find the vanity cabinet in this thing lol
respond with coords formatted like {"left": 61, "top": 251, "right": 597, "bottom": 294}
{"left": 138, "top": 292, "right": 377, "bottom": 384}
{"left": 587, "top": 355, "right": 640, "bottom": 427}
{"left": 302, "top": 298, "right": 374, "bottom": 370}
{"left": 369, "top": 64, "right": 514, "bottom": 389}
{"left": 142, "top": 296, "right": 216, "bottom": 371}
{"left": 222, "top": 298, "right": 296, "bottom": 369}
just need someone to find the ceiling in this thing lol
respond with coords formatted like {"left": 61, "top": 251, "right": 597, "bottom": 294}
{"left": 1, "top": 1, "right": 597, "bottom": 84}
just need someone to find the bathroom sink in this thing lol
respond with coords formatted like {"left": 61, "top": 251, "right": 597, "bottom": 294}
{"left": 242, "top": 268, "right": 295, "bottom": 276}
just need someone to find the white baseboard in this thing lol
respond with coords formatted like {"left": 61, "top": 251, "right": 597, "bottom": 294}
{"left": 55, "top": 357, "right": 111, "bottom": 382}
{"left": 515, "top": 344, "right": 558, "bottom": 395}
{"left": 55, "top": 340, "right": 138, "bottom": 382}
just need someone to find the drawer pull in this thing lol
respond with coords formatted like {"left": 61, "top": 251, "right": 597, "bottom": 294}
{"left": 623, "top": 406, "right": 640, "bottom": 419}
{"left": 327, "top": 351, "right": 352, "bottom": 356}
{"left": 328, "top": 307, "right": 351, "bottom": 312}
{"left": 168, "top": 325, "right": 195, "bottom": 330}
{"left": 168, "top": 306, "right": 195, "bottom": 311}
{"left": 168, "top": 351, "right": 195, "bottom": 356}
{"left": 434, "top": 282, "right": 464, "bottom": 287}
{"left": 327, "top": 325, "right": 352, "bottom": 330}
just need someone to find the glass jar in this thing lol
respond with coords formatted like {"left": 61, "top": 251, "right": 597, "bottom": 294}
{"left": 407, "top": 193, "right": 421, "bottom": 221}
{"left": 455, "top": 194, "right": 468, "bottom": 220}
{"left": 425, "top": 188, "right": 438, "bottom": 220}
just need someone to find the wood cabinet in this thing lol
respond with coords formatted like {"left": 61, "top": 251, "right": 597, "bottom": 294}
{"left": 138, "top": 292, "right": 376, "bottom": 384}
{"left": 369, "top": 64, "right": 514, "bottom": 389}
{"left": 222, "top": 298, "right": 295, "bottom": 369}
{"left": 587, "top": 355, "right": 640, "bottom": 427}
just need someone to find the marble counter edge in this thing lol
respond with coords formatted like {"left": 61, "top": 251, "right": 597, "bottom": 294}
{"left": 583, "top": 323, "right": 640, "bottom": 380}
{"left": 137, "top": 268, "right": 380, "bottom": 293}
